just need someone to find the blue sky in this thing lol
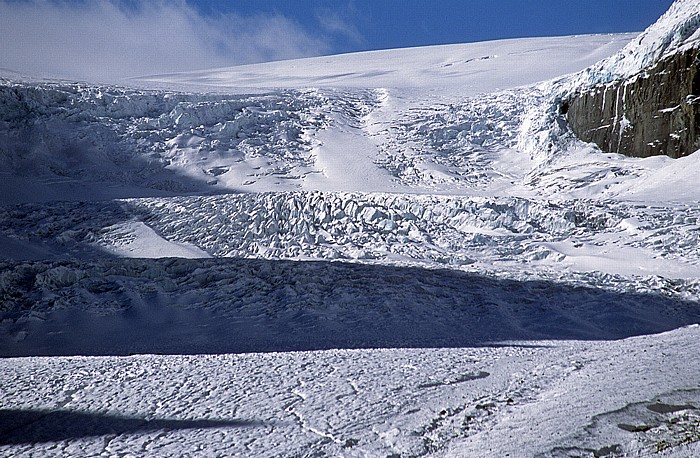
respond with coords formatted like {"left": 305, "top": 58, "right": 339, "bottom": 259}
{"left": 0, "top": 0, "right": 676, "bottom": 80}
{"left": 189, "top": 0, "right": 676, "bottom": 53}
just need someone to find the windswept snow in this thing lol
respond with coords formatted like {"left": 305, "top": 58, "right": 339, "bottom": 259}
{"left": 2, "top": 6, "right": 700, "bottom": 456}
{"left": 138, "top": 34, "right": 635, "bottom": 95}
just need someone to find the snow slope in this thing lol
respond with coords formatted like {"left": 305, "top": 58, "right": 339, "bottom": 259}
{"left": 138, "top": 34, "right": 634, "bottom": 95}
{"left": 2, "top": 2, "right": 700, "bottom": 455}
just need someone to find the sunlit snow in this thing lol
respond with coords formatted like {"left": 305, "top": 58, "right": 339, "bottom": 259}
{"left": 2, "top": 2, "right": 700, "bottom": 456}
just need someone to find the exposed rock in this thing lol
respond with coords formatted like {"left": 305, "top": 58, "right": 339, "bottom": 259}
{"left": 566, "top": 46, "right": 700, "bottom": 158}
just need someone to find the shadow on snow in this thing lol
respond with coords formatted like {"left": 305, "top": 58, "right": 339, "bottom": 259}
{"left": 1, "top": 258, "right": 699, "bottom": 356}
{"left": 0, "top": 409, "right": 260, "bottom": 445}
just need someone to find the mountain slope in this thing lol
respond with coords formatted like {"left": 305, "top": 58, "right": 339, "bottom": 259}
{"left": 2, "top": 2, "right": 700, "bottom": 456}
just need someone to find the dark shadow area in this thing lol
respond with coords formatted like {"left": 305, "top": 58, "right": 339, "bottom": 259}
{"left": 1, "top": 258, "right": 699, "bottom": 356}
{"left": 0, "top": 119, "right": 221, "bottom": 206}
{"left": 0, "top": 199, "right": 135, "bottom": 261}
{"left": 0, "top": 409, "right": 259, "bottom": 445}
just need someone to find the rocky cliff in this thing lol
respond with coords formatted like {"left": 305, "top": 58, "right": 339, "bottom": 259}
{"left": 565, "top": 45, "right": 700, "bottom": 158}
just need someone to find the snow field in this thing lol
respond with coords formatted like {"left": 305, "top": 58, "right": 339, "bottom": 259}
{"left": 1, "top": 326, "right": 699, "bottom": 457}
{"left": 2, "top": 7, "right": 700, "bottom": 455}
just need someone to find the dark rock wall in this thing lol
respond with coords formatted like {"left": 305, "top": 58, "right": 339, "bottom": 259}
{"left": 566, "top": 46, "right": 700, "bottom": 158}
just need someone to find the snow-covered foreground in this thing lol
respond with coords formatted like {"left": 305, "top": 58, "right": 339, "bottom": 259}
{"left": 2, "top": 326, "right": 699, "bottom": 457}
{"left": 3, "top": 2, "right": 700, "bottom": 454}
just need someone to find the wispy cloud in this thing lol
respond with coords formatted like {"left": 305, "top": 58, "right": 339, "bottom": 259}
{"left": 315, "top": 6, "right": 365, "bottom": 47}
{"left": 0, "top": 0, "right": 331, "bottom": 81}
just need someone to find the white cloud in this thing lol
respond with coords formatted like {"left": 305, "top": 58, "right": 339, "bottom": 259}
{"left": 315, "top": 7, "right": 365, "bottom": 47}
{"left": 0, "top": 0, "right": 331, "bottom": 81}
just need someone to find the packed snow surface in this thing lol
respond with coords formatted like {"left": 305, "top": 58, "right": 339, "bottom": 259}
{"left": 2, "top": 326, "right": 699, "bottom": 457}
{"left": 2, "top": 6, "right": 700, "bottom": 455}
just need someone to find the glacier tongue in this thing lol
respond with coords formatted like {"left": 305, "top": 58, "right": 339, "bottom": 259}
{"left": 3, "top": 25, "right": 700, "bottom": 458}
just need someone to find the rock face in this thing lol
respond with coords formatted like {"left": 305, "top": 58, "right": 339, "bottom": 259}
{"left": 566, "top": 46, "right": 700, "bottom": 158}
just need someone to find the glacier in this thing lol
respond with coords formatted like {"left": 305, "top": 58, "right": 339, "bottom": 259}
{"left": 1, "top": 2, "right": 700, "bottom": 456}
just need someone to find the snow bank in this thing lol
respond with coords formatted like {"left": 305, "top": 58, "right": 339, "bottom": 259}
{"left": 572, "top": 0, "right": 700, "bottom": 87}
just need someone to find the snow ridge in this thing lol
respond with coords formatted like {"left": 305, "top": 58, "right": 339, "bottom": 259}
{"left": 572, "top": 0, "right": 700, "bottom": 87}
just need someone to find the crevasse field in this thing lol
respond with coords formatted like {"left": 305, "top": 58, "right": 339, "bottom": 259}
{"left": 2, "top": 2, "right": 700, "bottom": 456}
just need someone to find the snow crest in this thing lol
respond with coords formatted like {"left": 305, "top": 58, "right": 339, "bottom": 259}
{"left": 573, "top": 0, "right": 700, "bottom": 87}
